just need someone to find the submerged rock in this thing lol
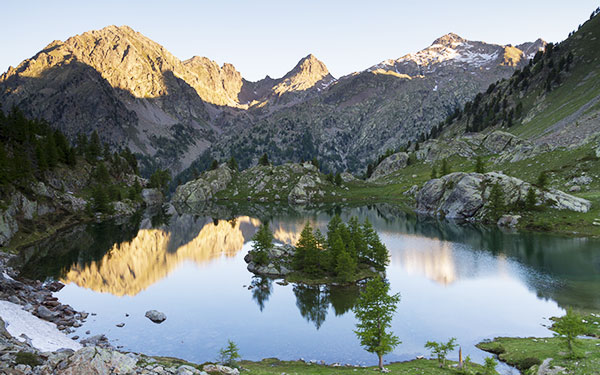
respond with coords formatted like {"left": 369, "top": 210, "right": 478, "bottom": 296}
{"left": 145, "top": 310, "right": 167, "bottom": 324}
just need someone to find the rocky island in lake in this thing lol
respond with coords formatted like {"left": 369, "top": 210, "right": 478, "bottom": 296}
{"left": 245, "top": 215, "right": 388, "bottom": 284}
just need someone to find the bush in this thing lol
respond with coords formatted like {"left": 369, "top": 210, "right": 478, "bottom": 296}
{"left": 515, "top": 357, "right": 542, "bottom": 370}
{"left": 15, "top": 351, "right": 41, "bottom": 367}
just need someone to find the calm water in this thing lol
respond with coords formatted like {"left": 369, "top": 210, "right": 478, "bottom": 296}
{"left": 18, "top": 203, "right": 600, "bottom": 373}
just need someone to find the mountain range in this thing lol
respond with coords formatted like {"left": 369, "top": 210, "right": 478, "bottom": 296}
{"left": 0, "top": 25, "right": 545, "bottom": 175}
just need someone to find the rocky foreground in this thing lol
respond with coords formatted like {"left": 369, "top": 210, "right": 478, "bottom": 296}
{"left": 0, "top": 251, "right": 238, "bottom": 375}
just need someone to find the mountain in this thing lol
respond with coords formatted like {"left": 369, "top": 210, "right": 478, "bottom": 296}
{"left": 206, "top": 34, "right": 544, "bottom": 174}
{"left": 440, "top": 11, "right": 600, "bottom": 150}
{"left": 0, "top": 25, "right": 543, "bottom": 175}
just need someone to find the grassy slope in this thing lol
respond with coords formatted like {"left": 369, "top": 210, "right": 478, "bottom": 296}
{"left": 511, "top": 14, "right": 600, "bottom": 139}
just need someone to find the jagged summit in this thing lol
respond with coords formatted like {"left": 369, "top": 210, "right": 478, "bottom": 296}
{"left": 432, "top": 33, "right": 467, "bottom": 46}
{"left": 284, "top": 54, "right": 331, "bottom": 80}
{"left": 0, "top": 24, "right": 542, "bottom": 175}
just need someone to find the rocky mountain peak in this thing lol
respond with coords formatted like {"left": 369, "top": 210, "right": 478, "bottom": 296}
{"left": 432, "top": 33, "right": 467, "bottom": 46}
{"left": 284, "top": 54, "right": 331, "bottom": 80}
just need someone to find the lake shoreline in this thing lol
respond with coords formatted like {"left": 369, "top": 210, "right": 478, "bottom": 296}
{"left": 0, "top": 248, "right": 490, "bottom": 375}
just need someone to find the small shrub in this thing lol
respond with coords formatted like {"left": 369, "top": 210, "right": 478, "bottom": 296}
{"left": 15, "top": 351, "right": 41, "bottom": 367}
{"left": 515, "top": 357, "right": 542, "bottom": 370}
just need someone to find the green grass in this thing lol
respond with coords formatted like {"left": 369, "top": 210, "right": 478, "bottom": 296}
{"left": 550, "top": 312, "right": 600, "bottom": 338}
{"left": 285, "top": 265, "right": 378, "bottom": 286}
{"left": 477, "top": 337, "right": 600, "bottom": 375}
{"left": 240, "top": 358, "right": 488, "bottom": 374}
{"left": 136, "top": 355, "right": 492, "bottom": 375}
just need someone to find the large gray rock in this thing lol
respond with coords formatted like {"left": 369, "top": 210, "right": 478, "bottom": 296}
{"left": 497, "top": 214, "right": 521, "bottom": 227}
{"left": 141, "top": 188, "right": 164, "bottom": 205}
{"left": 0, "top": 204, "right": 19, "bottom": 247}
{"left": 173, "top": 165, "right": 233, "bottom": 204}
{"left": 58, "top": 346, "right": 137, "bottom": 375}
{"left": 416, "top": 172, "right": 591, "bottom": 221}
{"left": 288, "top": 174, "right": 323, "bottom": 204}
{"left": 340, "top": 172, "right": 357, "bottom": 183}
{"left": 145, "top": 310, "right": 167, "bottom": 323}
{"left": 481, "top": 131, "right": 522, "bottom": 153}
{"left": 203, "top": 364, "right": 239, "bottom": 375}
{"left": 568, "top": 175, "right": 592, "bottom": 186}
{"left": 368, "top": 152, "right": 409, "bottom": 181}
{"left": 36, "top": 305, "right": 57, "bottom": 320}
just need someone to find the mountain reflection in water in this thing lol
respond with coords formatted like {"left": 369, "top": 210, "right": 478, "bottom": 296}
{"left": 18, "top": 203, "right": 600, "bottom": 311}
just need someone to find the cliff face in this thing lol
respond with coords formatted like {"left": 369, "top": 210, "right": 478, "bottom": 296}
{"left": 0, "top": 25, "right": 542, "bottom": 174}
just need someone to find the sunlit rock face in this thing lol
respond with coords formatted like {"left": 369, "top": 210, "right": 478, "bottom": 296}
{"left": 61, "top": 216, "right": 261, "bottom": 296}
{"left": 59, "top": 214, "right": 313, "bottom": 296}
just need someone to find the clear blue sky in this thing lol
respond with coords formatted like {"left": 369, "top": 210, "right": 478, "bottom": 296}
{"left": 1, "top": 1, "right": 598, "bottom": 81}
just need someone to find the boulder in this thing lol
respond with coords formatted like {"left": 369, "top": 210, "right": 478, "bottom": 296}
{"left": 403, "top": 185, "right": 419, "bottom": 197}
{"left": 340, "top": 172, "right": 357, "bottom": 183}
{"left": 203, "top": 364, "right": 239, "bottom": 375}
{"left": 0, "top": 204, "right": 19, "bottom": 247}
{"left": 173, "top": 165, "right": 233, "bottom": 204}
{"left": 141, "top": 188, "right": 164, "bottom": 205}
{"left": 568, "top": 175, "right": 592, "bottom": 186}
{"left": 497, "top": 214, "right": 521, "bottom": 227}
{"left": 288, "top": 174, "right": 322, "bottom": 204}
{"left": 58, "top": 347, "right": 137, "bottom": 375}
{"left": 36, "top": 305, "right": 57, "bottom": 320}
{"left": 481, "top": 131, "right": 522, "bottom": 154}
{"left": 368, "top": 152, "right": 409, "bottom": 181}
{"left": 416, "top": 172, "right": 591, "bottom": 221}
{"left": 145, "top": 310, "right": 167, "bottom": 324}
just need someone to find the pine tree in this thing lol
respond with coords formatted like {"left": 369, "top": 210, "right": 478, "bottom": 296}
{"left": 35, "top": 142, "right": 48, "bottom": 172}
{"left": 0, "top": 144, "right": 9, "bottom": 184}
{"left": 294, "top": 222, "right": 320, "bottom": 274}
{"left": 336, "top": 249, "right": 357, "bottom": 282}
{"left": 440, "top": 159, "right": 450, "bottom": 176}
{"left": 92, "top": 185, "right": 111, "bottom": 214}
{"left": 94, "top": 162, "right": 110, "bottom": 182}
{"left": 553, "top": 307, "right": 587, "bottom": 357}
{"left": 218, "top": 340, "right": 241, "bottom": 368}
{"left": 475, "top": 156, "right": 485, "bottom": 173}
{"left": 258, "top": 153, "right": 270, "bottom": 166}
{"left": 210, "top": 159, "right": 219, "bottom": 170}
{"left": 227, "top": 156, "right": 238, "bottom": 171}
{"left": 335, "top": 172, "right": 342, "bottom": 186}
{"left": 45, "top": 135, "right": 58, "bottom": 169}
{"left": 353, "top": 277, "right": 401, "bottom": 370}
{"left": 251, "top": 223, "right": 273, "bottom": 266}
{"left": 488, "top": 183, "right": 505, "bottom": 221}
{"left": 430, "top": 165, "right": 437, "bottom": 179}
{"left": 87, "top": 130, "right": 102, "bottom": 163}
{"left": 525, "top": 187, "right": 538, "bottom": 211}
{"left": 536, "top": 171, "right": 549, "bottom": 190}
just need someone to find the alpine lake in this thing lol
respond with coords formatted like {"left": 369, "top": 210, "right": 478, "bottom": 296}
{"left": 15, "top": 203, "right": 600, "bottom": 374}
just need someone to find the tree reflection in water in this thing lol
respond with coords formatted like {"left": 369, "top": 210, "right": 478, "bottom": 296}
{"left": 250, "top": 277, "right": 273, "bottom": 312}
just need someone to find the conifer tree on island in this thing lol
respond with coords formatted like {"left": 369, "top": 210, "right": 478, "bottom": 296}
{"left": 353, "top": 277, "right": 400, "bottom": 370}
